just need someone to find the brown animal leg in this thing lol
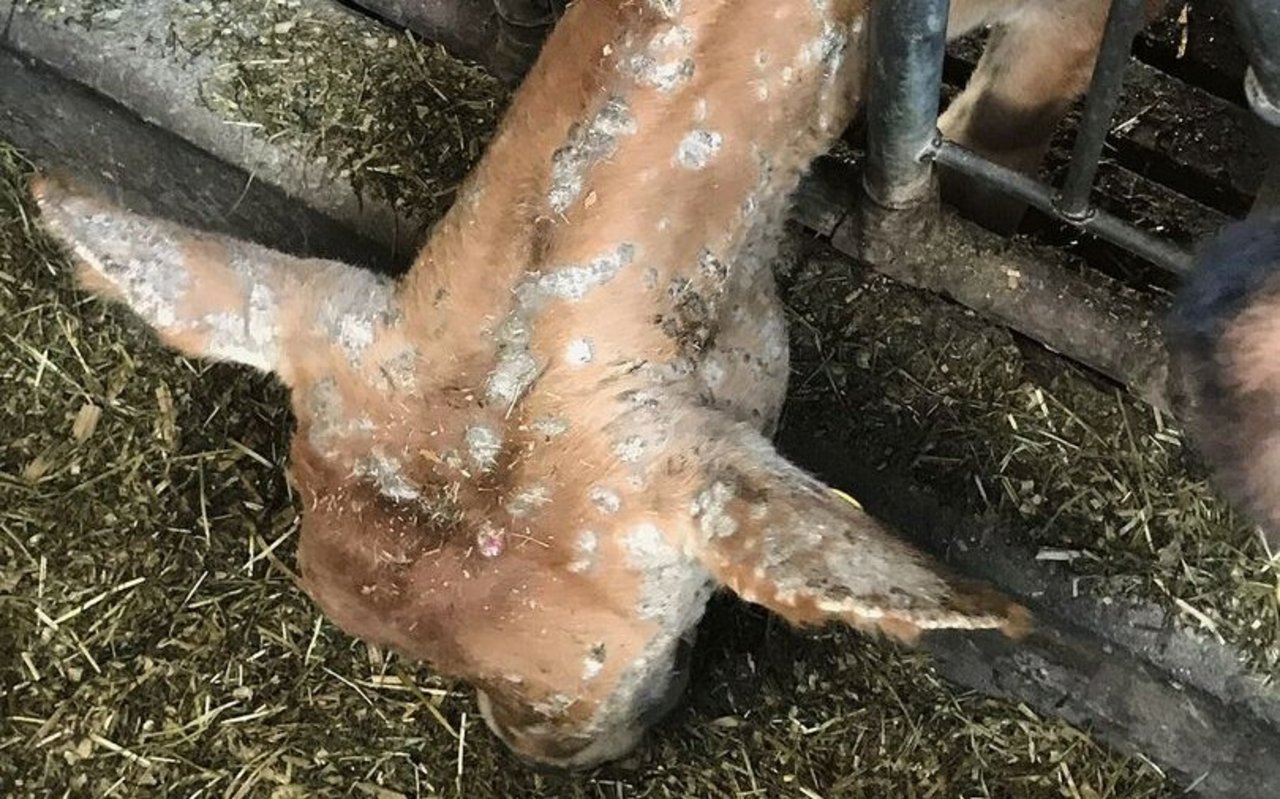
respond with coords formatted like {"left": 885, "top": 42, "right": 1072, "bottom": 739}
{"left": 938, "top": 0, "right": 1139, "bottom": 233}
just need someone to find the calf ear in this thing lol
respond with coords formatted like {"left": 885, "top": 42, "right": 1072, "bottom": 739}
{"left": 680, "top": 417, "right": 1030, "bottom": 643}
{"left": 1169, "top": 213, "right": 1280, "bottom": 553}
{"left": 32, "top": 173, "right": 390, "bottom": 379}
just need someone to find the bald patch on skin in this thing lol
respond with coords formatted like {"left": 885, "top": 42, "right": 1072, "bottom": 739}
{"left": 376, "top": 347, "right": 420, "bottom": 392}
{"left": 691, "top": 480, "right": 738, "bottom": 540}
{"left": 612, "top": 435, "right": 647, "bottom": 464}
{"left": 37, "top": 188, "right": 194, "bottom": 330}
{"left": 674, "top": 130, "right": 723, "bottom": 169}
{"left": 623, "top": 523, "right": 708, "bottom": 623}
{"left": 488, "top": 243, "right": 637, "bottom": 408}
{"left": 529, "top": 416, "right": 570, "bottom": 437}
{"left": 568, "top": 530, "right": 600, "bottom": 573}
{"left": 477, "top": 523, "right": 507, "bottom": 558}
{"left": 589, "top": 485, "right": 622, "bottom": 514}
{"left": 353, "top": 451, "right": 421, "bottom": 502}
{"left": 548, "top": 96, "right": 639, "bottom": 214}
{"left": 647, "top": 0, "right": 681, "bottom": 18}
{"left": 313, "top": 269, "right": 399, "bottom": 366}
{"left": 565, "top": 338, "right": 595, "bottom": 366}
{"left": 465, "top": 425, "right": 503, "bottom": 470}
{"left": 583, "top": 643, "right": 607, "bottom": 681}
{"left": 626, "top": 23, "right": 696, "bottom": 94}
{"left": 506, "top": 484, "right": 553, "bottom": 519}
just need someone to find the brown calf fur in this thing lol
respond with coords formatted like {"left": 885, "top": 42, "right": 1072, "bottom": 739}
{"left": 24, "top": 0, "right": 1182, "bottom": 769}
{"left": 1169, "top": 213, "right": 1280, "bottom": 556}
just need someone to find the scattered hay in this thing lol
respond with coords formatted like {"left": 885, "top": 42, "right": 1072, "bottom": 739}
{"left": 779, "top": 247, "right": 1279, "bottom": 675}
{"left": 18, "top": 0, "right": 126, "bottom": 27}
{"left": 0, "top": 134, "right": 1174, "bottom": 794}
{"left": 177, "top": 0, "right": 508, "bottom": 220}
{"left": 21, "top": 0, "right": 507, "bottom": 221}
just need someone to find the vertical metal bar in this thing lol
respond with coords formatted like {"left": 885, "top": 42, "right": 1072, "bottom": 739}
{"left": 1056, "top": 0, "right": 1147, "bottom": 219}
{"left": 492, "top": 0, "right": 561, "bottom": 28}
{"left": 863, "top": 0, "right": 951, "bottom": 209}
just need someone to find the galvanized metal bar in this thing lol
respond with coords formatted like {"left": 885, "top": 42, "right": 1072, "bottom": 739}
{"left": 935, "top": 140, "right": 1193, "bottom": 275}
{"left": 1056, "top": 0, "right": 1148, "bottom": 219}
{"left": 862, "top": 0, "right": 951, "bottom": 209}
{"left": 338, "top": 0, "right": 554, "bottom": 84}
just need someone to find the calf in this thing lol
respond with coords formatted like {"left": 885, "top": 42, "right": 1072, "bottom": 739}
{"left": 1169, "top": 213, "right": 1280, "bottom": 555}
{"left": 33, "top": 0, "right": 1045, "bottom": 769}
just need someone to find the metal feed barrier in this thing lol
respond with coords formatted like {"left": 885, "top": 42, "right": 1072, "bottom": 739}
{"left": 847, "top": 0, "right": 1280, "bottom": 412}
{"left": 862, "top": 0, "right": 1280, "bottom": 274}
{"left": 863, "top": 0, "right": 1193, "bottom": 275}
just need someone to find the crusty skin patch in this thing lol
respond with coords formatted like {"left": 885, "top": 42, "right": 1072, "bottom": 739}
{"left": 34, "top": 0, "right": 1201, "bottom": 772}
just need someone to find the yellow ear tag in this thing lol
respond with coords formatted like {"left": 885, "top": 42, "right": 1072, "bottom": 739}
{"left": 830, "top": 488, "right": 864, "bottom": 510}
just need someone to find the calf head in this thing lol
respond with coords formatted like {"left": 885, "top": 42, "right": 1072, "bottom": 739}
{"left": 34, "top": 0, "right": 1029, "bottom": 769}
{"left": 32, "top": 178, "right": 1028, "bottom": 769}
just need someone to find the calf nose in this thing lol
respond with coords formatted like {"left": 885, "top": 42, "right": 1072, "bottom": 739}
{"left": 475, "top": 690, "right": 643, "bottom": 771}
{"left": 477, "top": 628, "right": 701, "bottom": 770}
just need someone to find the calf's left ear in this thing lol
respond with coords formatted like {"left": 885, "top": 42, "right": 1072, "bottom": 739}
{"left": 679, "top": 416, "right": 1031, "bottom": 643}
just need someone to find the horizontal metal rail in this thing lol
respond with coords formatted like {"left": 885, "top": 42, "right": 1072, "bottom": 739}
{"left": 859, "top": 0, "right": 1200, "bottom": 278}
{"left": 334, "top": 0, "right": 562, "bottom": 83}
{"left": 931, "top": 140, "right": 1194, "bottom": 275}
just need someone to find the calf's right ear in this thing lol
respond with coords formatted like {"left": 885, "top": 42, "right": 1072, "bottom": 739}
{"left": 32, "top": 173, "right": 395, "bottom": 383}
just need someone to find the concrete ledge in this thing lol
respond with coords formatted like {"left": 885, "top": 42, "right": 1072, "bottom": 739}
{"left": 0, "top": 49, "right": 391, "bottom": 270}
{"left": 2, "top": 0, "right": 418, "bottom": 259}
